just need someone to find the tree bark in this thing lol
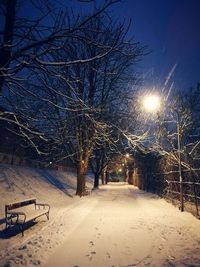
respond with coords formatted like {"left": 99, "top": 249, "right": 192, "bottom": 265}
{"left": 76, "top": 165, "right": 86, "bottom": 196}
{"left": 0, "top": 0, "right": 17, "bottom": 91}
{"left": 94, "top": 172, "right": 99, "bottom": 188}
{"left": 105, "top": 171, "right": 109, "bottom": 184}
{"left": 101, "top": 170, "right": 105, "bottom": 185}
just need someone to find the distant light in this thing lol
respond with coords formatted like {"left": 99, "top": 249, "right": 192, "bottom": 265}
{"left": 49, "top": 162, "right": 52, "bottom": 165}
{"left": 143, "top": 94, "right": 161, "bottom": 112}
{"left": 125, "top": 153, "right": 129, "bottom": 158}
{"left": 119, "top": 168, "right": 122, "bottom": 172}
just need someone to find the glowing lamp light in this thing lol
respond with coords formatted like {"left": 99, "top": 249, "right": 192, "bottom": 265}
{"left": 143, "top": 94, "right": 161, "bottom": 112}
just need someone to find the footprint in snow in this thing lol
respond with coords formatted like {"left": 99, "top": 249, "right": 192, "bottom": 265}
{"left": 86, "top": 254, "right": 93, "bottom": 261}
{"left": 96, "top": 233, "right": 101, "bottom": 239}
{"left": 19, "top": 245, "right": 27, "bottom": 250}
{"left": 106, "top": 252, "right": 111, "bottom": 259}
{"left": 89, "top": 241, "right": 94, "bottom": 247}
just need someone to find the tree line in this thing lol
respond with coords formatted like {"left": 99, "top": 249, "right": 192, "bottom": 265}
{"left": 0, "top": 0, "right": 146, "bottom": 195}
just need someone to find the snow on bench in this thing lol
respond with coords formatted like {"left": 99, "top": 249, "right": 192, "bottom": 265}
{"left": 5, "top": 198, "right": 50, "bottom": 236}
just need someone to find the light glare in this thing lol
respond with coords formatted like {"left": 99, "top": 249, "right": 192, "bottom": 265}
{"left": 143, "top": 95, "right": 161, "bottom": 112}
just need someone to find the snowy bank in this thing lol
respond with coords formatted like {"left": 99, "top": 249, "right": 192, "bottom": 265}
{"left": 0, "top": 164, "right": 93, "bottom": 266}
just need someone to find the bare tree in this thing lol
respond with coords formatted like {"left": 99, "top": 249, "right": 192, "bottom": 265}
{"left": 144, "top": 84, "right": 200, "bottom": 178}
{"left": 0, "top": 0, "right": 122, "bottom": 153}
{"left": 1, "top": 0, "right": 149, "bottom": 196}
{"left": 5, "top": 12, "right": 145, "bottom": 195}
{"left": 0, "top": 0, "right": 120, "bottom": 91}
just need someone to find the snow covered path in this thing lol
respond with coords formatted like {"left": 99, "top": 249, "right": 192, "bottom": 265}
{"left": 44, "top": 183, "right": 200, "bottom": 267}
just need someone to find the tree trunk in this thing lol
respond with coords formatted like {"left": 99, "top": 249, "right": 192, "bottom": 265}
{"left": 101, "top": 170, "right": 105, "bottom": 185}
{"left": 105, "top": 171, "right": 109, "bottom": 184}
{"left": 0, "top": 0, "right": 17, "bottom": 91}
{"left": 76, "top": 165, "right": 86, "bottom": 196}
{"left": 124, "top": 168, "right": 129, "bottom": 184}
{"left": 94, "top": 172, "right": 99, "bottom": 189}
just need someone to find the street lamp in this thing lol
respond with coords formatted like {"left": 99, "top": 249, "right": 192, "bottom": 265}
{"left": 143, "top": 94, "right": 161, "bottom": 112}
{"left": 143, "top": 94, "right": 184, "bottom": 212}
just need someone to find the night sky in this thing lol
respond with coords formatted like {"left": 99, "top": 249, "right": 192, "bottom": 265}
{"left": 113, "top": 0, "right": 200, "bottom": 92}
{"left": 18, "top": 0, "right": 200, "bottom": 93}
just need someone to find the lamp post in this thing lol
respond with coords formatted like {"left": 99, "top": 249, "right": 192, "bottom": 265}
{"left": 143, "top": 94, "right": 184, "bottom": 212}
{"left": 124, "top": 153, "right": 129, "bottom": 184}
{"left": 176, "top": 112, "right": 184, "bottom": 212}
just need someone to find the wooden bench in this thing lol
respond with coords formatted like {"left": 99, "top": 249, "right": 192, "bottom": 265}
{"left": 5, "top": 198, "right": 50, "bottom": 236}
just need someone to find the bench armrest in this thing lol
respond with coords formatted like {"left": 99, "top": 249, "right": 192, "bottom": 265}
{"left": 6, "top": 211, "right": 26, "bottom": 227}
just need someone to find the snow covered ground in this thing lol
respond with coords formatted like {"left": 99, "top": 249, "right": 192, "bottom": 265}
{"left": 0, "top": 164, "right": 200, "bottom": 267}
{"left": 0, "top": 164, "right": 93, "bottom": 266}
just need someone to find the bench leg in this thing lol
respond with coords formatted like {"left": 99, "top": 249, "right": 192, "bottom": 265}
{"left": 19, "top": 224, "right": 24, "bottom": 237}
{"left": 5, "top": 218, "right": 11, "bottom": 232}
{"left": 46, "top": 212, "right": 49, "bottom": 220}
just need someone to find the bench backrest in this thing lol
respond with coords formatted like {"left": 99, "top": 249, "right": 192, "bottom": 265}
{"left": 5, "top": 198, "right": 36, "bottom": 211}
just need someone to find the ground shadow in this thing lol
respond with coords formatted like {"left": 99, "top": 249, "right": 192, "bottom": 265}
{"left": 0, "top": 221, "right": 37, "bottom": 239}
{"left": 0, "top": 165, "right": 76, "bottom": 197}
{"left": 0, "top": 217, "right": 5, "bottom": 227}
{"left": 36, "top": 169, "right": 74, "bottom": 197}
